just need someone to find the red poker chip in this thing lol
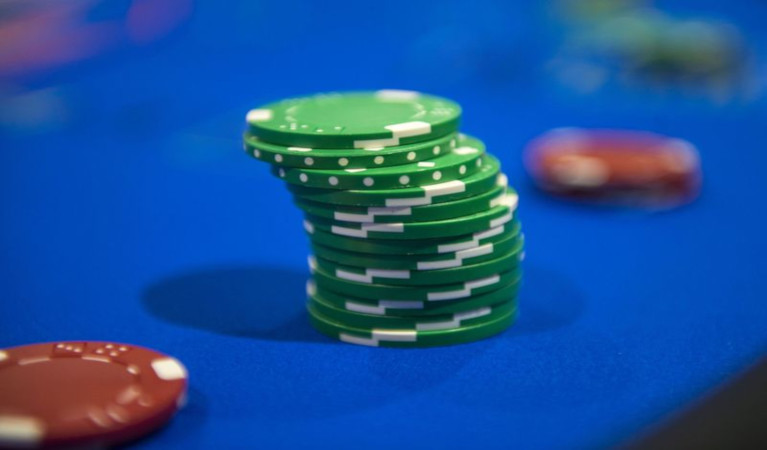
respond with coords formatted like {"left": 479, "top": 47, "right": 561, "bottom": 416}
{"left": 524, "top": 128, "right": 702, "bottom": 207}
{"left": 0, "top": 341, "right": 188, "bottom": 449}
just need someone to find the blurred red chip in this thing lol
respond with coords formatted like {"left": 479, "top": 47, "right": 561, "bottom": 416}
{"left": 0, "top": 341, "right": 188, "bottom": 449}
{"left": 524, "top": 128, "right": 702, "bottom": 208}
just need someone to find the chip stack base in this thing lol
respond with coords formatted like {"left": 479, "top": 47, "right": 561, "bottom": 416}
{"left": 243, "top": 90, "right": 525, "bottom": 347}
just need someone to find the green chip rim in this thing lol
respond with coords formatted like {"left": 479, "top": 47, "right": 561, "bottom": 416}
{"left": 305, "top": 219, "right": 521, "bottom": 255}
{"left": 303, "top": 192, "right": 517, "bottom": 240}
{"left": 309, "top": 241, "right": 523, "bottom": 286}
{"left": 294, "top": 184, "right": 510, "bottom": 224}
{"left": 309, "top": 275, "right": 522, "bottom": 316}
{"left": 271, "top": 134, "right": 485, "bottom": 190}
{"left": 307, "top": 303, "right": 517, "bottom": 347}
{"left": 308, "top": 291, "right": 516, "bottom": 330}
{"left": 311, "top": 265, "right": 522, "bottom": 301}
{"left": 244, "top": 132, "right": 458, "bottom": 170}
{"left": 246, "top": 90, "right": 461, "bottom": 149}
{"left": 310, "top": 224, "right": 522, "bottom": 269}
{"left": 287, "top": 154, "right": 503, "bottom": 207}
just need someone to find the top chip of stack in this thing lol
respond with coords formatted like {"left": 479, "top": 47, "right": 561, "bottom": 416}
{"left": 244, "top": 90, "right": 523, "bottom": 347}
{"left": 246, "top": 90, "right": 462, "bottom": 149}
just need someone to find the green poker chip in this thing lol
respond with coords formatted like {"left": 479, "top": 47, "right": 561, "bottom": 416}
{"left": 305, "top": 219, "right": 520, "bottom": 255}
{"left": 271, "top": 135, "right": 485, "bottom": 190}
{"left": 246, "top": 90, "right": 461, "bottom": 149}
{"left": 308, "top": 290, "right": 516, "bottom": 330}
{"left": 307, "top": 302, "right": 516, "bottom": 347}
{"left": 244, "top": 132, "right": 457, "bottom": 170}
{"left": 310, "top": 225, "right": 522, "bottom": 269}
{"left": 303, "top": 192, "right": 517, "bottom": 240}
{"left": 287, "top": 154, "right": 503, "bottom": 207}
{"left": 294, "top": 184, "right": 509, "bottom": 224}
{"left": 310, "top": 241, "right": 523, "bottom": 286}
{"left": 310, "top": 262, "right": 521, "bottom": 301}
{"left": 309, "top": 275, "right": 521, "bottom": 316}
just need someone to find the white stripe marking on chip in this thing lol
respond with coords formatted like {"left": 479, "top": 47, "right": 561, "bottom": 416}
{"left": 384, "top": 180, "right": 465, "bottom": 207}
{"left": 287, "top": 147, "right": 311, "bottom": 152}
{"left": 416, "top": 243, "right": 494, "bottom": 270}
{"left": 0, "top": 416, "right": 44, "bottom": 445}
{"left": 453, "top": 146, "right": 480, "bottom": 155}
{"left": 438, "top": 225, "right": 505, "bottom": 253}
{"left": 373, "top": 329, "right": 418, "bottom": 342}
{"left": 346, "top": 302, "right": 387, "bottom": 315}
{"left": 427, "top": 274, "right": 501, "bottom": 301}
{"left": 336, "top": 268, "right": 410, "bottom": 284}
{"left": 416, "top": 307, "right": 492, "bottom": 331}
{"left": 151, "top": 358, "right": 188, "bottom": 381}
{"left": 354, "top": 121, "right": 432, "bottom": 148}
{"left": 331, "top": 226, "right": 367, "bottom": 238}
{"left": 246, "top": 109, "right": 272, "bottom": 123}
{"left": 376, "top": 89, "right": 420, "bottom": 100}
{"left": 340, "top": 334, "right": 379, "bottom": 347}
{"left": 417, "top": 161, "right": 436, "bottom": 168}
{"left": 334, "top": 206, "right": 413, "bottom": 223}
{"left": 490, "top": 211, "right": 512, "bottom": 228}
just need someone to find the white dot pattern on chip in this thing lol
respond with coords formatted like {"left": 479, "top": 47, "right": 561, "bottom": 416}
{"left": 329, "top": 176, "right": 339, "bottom": 186}
{"left": 433, "top": 171, "right": 442, "bottom": 181}
{"left": 253, "top": 150, "right": 261, "bottom": 158}
{"left": 374, "top": 156, "right": 384, "bottom": 165}
{"left": 433, "top": 146, "right": 440, "bottom": 155}
{"left": 278, "top": 168, "right": 285, "bottom": 178}
{"left": 363, "top": 177, "right": 374, "bottom": 187}
{"left": 407, "top": 152, "right": 416, "bottom": 160}
{"left": 304, "top": 157, "right": 314, "bottom": 166}
{"left": 299, "top": 173, "right": 308, "bottom": 182}
{"left": 339, "top": 158, "right": 349, "bottom": 167}
{"left": 275, "top": 154, "right": 283, "bottom": 163}
{"left": 459, "top": 165, "right": 466, "bottom": 174}
{"left": 399, "top": 175, "right": 409, "bottom": 185}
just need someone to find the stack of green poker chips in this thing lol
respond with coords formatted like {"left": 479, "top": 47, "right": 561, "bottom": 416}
{"left": 243, "top": 90, "right": 525, "bottom": 347}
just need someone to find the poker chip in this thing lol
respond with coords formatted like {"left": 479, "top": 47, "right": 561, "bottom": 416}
{"left": 524, "top": 128, "right": 702, "bottom": 207}
{"left": 271, "top": 135, "right": 485, "bottom": 190}
{"left": 286, "top": 154, "right": 505, "bottom": 207}
{"left": 243, "top": 91, "right": 525, "bottom": 347}
{"left": 245, "top": 90, "right": 461, "bottom": 149}
{"left": 310, "top": 224, "right": 522, "bottom": 270}
{"left": 0, "top": 341, "right": 188, "bottom": 449}
{"left": 303, "top": 193, "right": 516, "bottom": 240}
{"left": 309, "top": 276, "right": 522, "bottom": 317}
{"left": 293, "top": 184, "right": 509, "bottom": 224}
{"left": 244, "top": 132, "right": 458, "bottom": 170}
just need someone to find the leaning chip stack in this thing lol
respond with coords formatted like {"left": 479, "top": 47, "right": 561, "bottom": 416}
{"left": 243, "top": 90, "right": 524, "bottom": 347}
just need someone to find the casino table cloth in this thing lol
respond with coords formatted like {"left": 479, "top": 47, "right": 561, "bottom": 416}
{"left": 2, "top": 0, "right": 767, "bottom": 448}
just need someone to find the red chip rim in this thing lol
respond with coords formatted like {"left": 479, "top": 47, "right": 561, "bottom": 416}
{"left": 0, "top": 341, "right": 188, "bottom": 449}
{"left": 523, "top": 128, "right": 702, "bottom": 205}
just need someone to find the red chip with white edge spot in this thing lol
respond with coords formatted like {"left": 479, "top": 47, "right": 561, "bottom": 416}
{"left": 524, "top": 128, "right": 702, "bottom": 207}
{"left": 0, "top": 341, "right": 188, "bottom": 449}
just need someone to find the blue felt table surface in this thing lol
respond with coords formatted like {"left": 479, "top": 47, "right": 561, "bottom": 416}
{"left": 2, "top": 1, "right": 767, "bottom": 449}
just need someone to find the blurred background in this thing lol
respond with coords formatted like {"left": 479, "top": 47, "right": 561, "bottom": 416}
{"left": 2, "top": 1, "right": 767, "bottom": 449}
